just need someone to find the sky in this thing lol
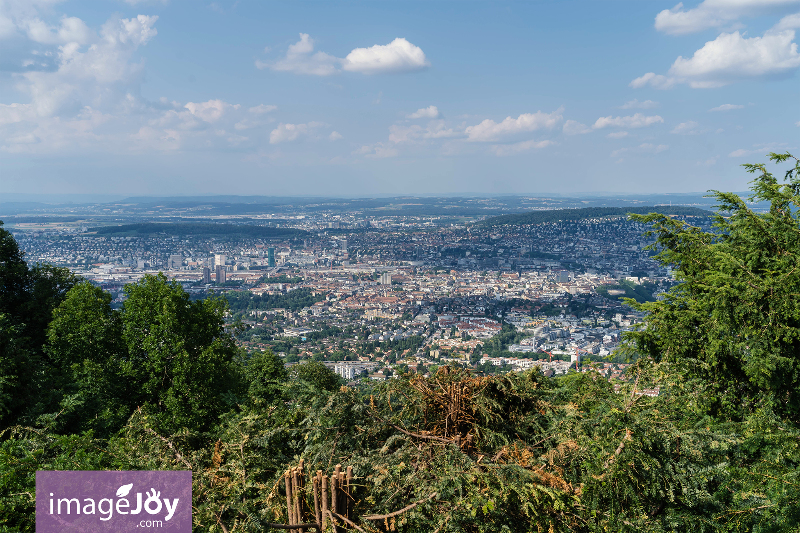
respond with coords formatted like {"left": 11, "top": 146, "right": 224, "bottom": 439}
{"left": 0, "top": 0, "right": 799, "bottom": 197}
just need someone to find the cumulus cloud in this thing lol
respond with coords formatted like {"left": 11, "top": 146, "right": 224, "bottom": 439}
{"left": 607, "top": 131, "right": 629, "bottom": 139}
{"left": 329, "top": 130, "right": 343, "bottom": 141}
{"left": 407, "top": 105, "right": 440, "bottom": 119}
{"left": 593, "top": 113, "right": 664, "bottom": 129}
{"left": 563, "top": 120, "right": 592, "bottom": 135}
{"left": 775, "top": 11, "right": 800, "bottom": 30}
{"left": 669, "top": 30, "right": 800, "bottom": 87}
{"left": 621, "top": 99, "right": 659, "bottom": 109}
{"left": 633, "top": 25, "right": 800, "bottom": 89}
{"left": 259, "top": 34, "right": 429, "bottom": 76}
{"left": 269, "top": 121, "right": 325, "bottom": 144}
{"left": 671, "top": 120, "right": 701, "bottom": 134}
{"left": 654, "top": 0, "right": 800, "bottom": 35}
{"left": 465, "top": 108, "right": 563, "bottom": 142}
{"left": 491, "top": 139, "right": 553, "bottom": 156}
{"left": 0, "top": 5, "right": 294, "bottom": 155}
{"left": 342, "top": 38, "right": 429, "bottom": 74}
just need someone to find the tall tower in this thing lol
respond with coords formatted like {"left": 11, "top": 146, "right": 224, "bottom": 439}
{"left": 267, "top": 247, "right": 275, "bottom": 268}
{"left": 215, "top": 265, "right": 226, "bottom": 284}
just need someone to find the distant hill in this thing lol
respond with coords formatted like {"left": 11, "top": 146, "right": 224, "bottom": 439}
{"left": 479, "top": 206, "right": 713, "bottom": 227}
{"left": 87, "top": 222, "right": 308, "bottom": 239}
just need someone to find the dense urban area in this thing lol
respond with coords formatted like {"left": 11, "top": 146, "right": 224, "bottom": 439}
{"left": 5, "top": 197, "right": 713, "bottom": 390}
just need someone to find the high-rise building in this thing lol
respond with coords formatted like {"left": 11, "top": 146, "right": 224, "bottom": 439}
{"left": 341, "top": 239, "right": 348, "bottom": 254}
{"left": 168, "top": 254, "right": 183, "bottom": 269}
{"left": 380, "top": 272, "right": 392, "bottom": 285}
{"left": 267, "top": 247, "right": 275, "bottom": 268}
{"left": 203, "top": 267, "right": 211, "bottom": 284}
{"left": 215, "top": 265, "right": 226, "bottom": 284}
{"left": 215, "top": 254, "right": 227, "bottom": 268}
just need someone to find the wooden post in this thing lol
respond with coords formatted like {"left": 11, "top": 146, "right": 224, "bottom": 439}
{"left": 331, "top": 466, "right": 340, "bottom": 516}
{"left": 313, "top": 471, "right": 321, "bottom": 529}
{"left": 285, "top": 472, "right": 294, "bottom": 532}
{"left": 321, "top": 475, "right": 329, "bottom": 532}
{"left": 345, "top": 466, "right": 353, "bottom": 520}
{"left": 292, "top": 468, "right": 301, "bottom": 528}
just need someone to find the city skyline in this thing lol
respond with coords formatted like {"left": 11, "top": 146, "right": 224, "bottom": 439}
{"left": 1, "top": 0, "right": 799, "bottom": 196}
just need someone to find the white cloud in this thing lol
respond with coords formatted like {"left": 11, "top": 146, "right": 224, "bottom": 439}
{"left": 329, "top": 131, "right": 343, "bottom": 141}
{"left": 185, "top": 100, "right": 240, "bottom": 122}
{"left": 563, "top": 120, "right": 592, "bottom": 135}
{"left": 775, "top": 11, "right": 800, "bottom": 30}
{"left": 669, "top": 30, "right": 800, "bottom": 87}
{"left": 263, "top": 33, "right": 339, "bottom": 76}
{"left": 465, "top": 108, "right": 563, "bottom": 142}
{"left": 630, "top": 72, "right": 677, "bottom": 89}
{"left": 710, "top": 103, "right": 745, "bottom": 111}
{"left": 343, "top": 38, "right": 429, "bottom": 74}
{"left": 269, "top": 121, "right": 324, "bottom": 144}
{"left": 25, "top": 16, "right": 92, "bottom": 45}
{"left": 698, "top": 156, "right": 718, "bottom": 166}
{"left": 621, "top": 99, "right": 659, "bottom": 109}
{"left": 491, "top": 139, "right": 553, "bottom": 156}
{"left": 607, "top": 131, "right": 629, "bottom": 139}
{"left": 260, "top": 34, "right": 429, "bottom": 76}
{"left": 671, "top": 120, "right": 701, "bottom": 134}
{"left": 407, "top": 105, "right": 440, "bottom": 119}
{"left": 593, "top": 113, "right": 664, "bottom": 129}
{"left": 654, "top": 0, "right": 800, "bottom": 35}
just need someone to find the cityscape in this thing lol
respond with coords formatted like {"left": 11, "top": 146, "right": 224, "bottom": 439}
{"left": 5, "top": 195, "right": 709, "bottom": 389}
{"left": 2, "top": 0, "right": 799, "bottom": 530}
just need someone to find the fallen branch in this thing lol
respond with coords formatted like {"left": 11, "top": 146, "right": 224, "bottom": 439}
{"left": 362, "top": 492, "right": 437, "bottom": 521}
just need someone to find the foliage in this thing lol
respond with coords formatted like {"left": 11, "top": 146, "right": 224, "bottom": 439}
{"left": 224, "top": 288, "right": 326, "bottom": 312}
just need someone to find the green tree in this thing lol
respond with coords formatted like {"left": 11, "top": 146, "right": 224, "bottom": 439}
{"left": 290, "top": 360, "right": 342, "bottom": 392}
{"left": 628, "top": 152, "right": 800, "bottom": 423}
{"left": 120, "top": 273, "right": 240, "bottom": 433}
{"left": 244, "top": 350, "right": 287, "bottom": 405}
{"left": 45, "top": 282, "right": 127, "bottom": 436}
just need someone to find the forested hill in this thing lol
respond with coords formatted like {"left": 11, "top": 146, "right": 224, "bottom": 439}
{"left": 480, "top": 205, "right": 712, "bottom": 226}
{"left": 87, "top": 222, "right": 308, "bottom": 239}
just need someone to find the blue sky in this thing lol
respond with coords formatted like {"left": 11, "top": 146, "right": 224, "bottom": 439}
{"left": 1, "top": 0, "right": 798, "bottom": 197}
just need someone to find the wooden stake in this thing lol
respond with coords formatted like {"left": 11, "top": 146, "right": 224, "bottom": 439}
{"left": 285, "top": 472, "right": 294, "bottom": 532}
{"left": 313, "top": 471, "right": 321, "bottom": 529}
{"left": 345, "top": 466, "right": 353, "bottom": 519}
{"left": 321, "top": 475, "right": 329, "bottom": 532}
{"left": 292, "top": 468, "right": 301, "bottom": 528}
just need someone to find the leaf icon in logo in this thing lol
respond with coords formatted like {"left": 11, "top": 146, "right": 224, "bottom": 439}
{"left": 116, "top": 483, "right": 134, "bottom": 498}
